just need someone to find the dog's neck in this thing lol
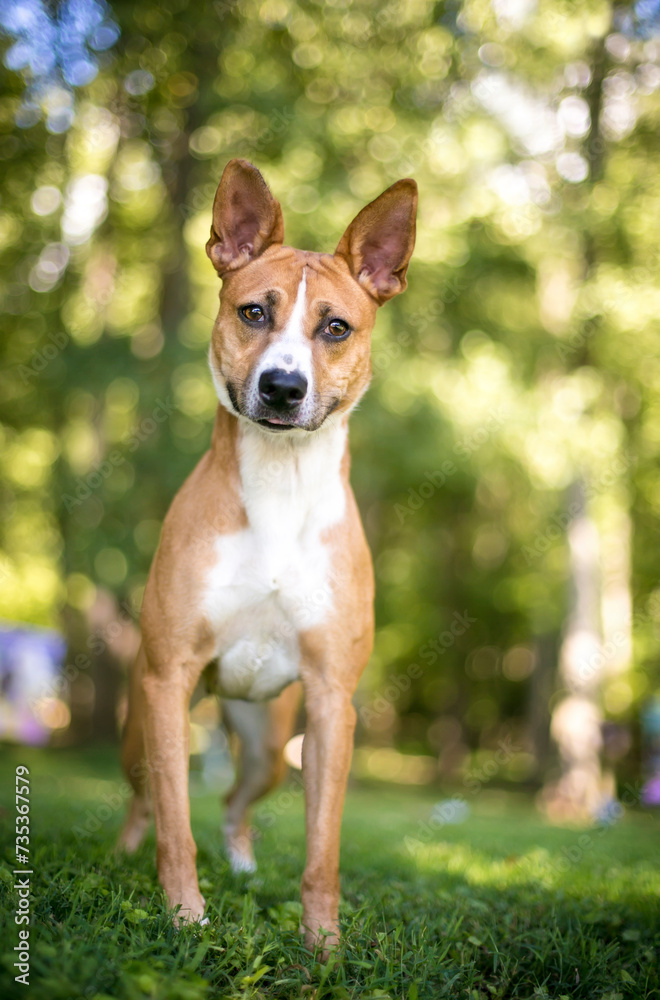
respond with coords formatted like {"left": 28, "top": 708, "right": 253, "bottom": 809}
{"left": 210, "top": 404, "right": 349, "bottom": 529}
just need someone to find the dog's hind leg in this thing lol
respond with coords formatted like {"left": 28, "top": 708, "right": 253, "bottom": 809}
{"left": 117, "top": 645, "right": 152, "bottom": 853}
{"left": 222, "top": 681, "right": 301, "bottom": 873}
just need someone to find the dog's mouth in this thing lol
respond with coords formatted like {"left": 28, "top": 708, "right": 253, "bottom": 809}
{"left": 257, "top": 417, "right": 299, "bottom": 432}
{"left": 255, "top": 400, "right": 342, "bottom": 433}
{"left": 224, "top": 377, "right": 340, "bottom": 433}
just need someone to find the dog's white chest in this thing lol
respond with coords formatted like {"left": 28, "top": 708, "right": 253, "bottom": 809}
{"left": 203, "top": 422, "right": 347, "bottom": 701}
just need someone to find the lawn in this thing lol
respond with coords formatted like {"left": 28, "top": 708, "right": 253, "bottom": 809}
{"left": 0, "top": 745, "right": 658, "bottom": 1000}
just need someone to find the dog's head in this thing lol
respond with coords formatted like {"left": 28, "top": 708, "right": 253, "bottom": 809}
{"left": 206, "top": 159, "right": 417, "bottom": 434}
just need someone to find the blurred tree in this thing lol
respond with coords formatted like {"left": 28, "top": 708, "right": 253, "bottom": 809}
{"left": 1, "top": 0, "right": 659, "bottom": 812}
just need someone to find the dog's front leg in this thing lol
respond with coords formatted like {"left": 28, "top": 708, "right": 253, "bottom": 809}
{"left": 300, "top": 677, "right": 357, "bottom": 956}
{"left": 142, "top": 662, "right": 205, "bottom": 923}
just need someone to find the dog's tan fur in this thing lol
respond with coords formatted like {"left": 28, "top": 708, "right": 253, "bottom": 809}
{"left": 117, "top": 159, "right": 417, "bottom": 954}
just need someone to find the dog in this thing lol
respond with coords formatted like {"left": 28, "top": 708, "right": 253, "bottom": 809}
{"left": 117, "top": 158, "right": 417, "bottom": 953}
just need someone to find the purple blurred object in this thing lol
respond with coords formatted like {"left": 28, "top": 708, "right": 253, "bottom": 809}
{"left": 640, "top": 696, "right": 660, "bottom": 808}
{"left": 0, "top": 621, "right": 66, "bottom": 744}
{"left": 642, "top": 776, "right": 660, "bottom": 807}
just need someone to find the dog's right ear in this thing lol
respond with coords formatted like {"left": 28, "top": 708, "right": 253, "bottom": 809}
{"left": 206, "top": 159, "right": 284, "bottom": 275}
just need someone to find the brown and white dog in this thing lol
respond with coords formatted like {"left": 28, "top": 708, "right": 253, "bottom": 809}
{"left": 117, "top": 159, "right": 417, "bottom": 953}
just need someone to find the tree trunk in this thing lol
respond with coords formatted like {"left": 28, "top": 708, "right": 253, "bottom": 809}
{"left": 543, "top": 480, "right": 607, "bottom": 821}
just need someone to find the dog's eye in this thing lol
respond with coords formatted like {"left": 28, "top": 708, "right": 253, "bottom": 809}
{"left": 326, "top": 319, "right": 350, "bottom": 338}
{"left": 240, "top": 304, "right": 265, "bottom": 323}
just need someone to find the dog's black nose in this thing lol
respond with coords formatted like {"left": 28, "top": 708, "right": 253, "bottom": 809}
{"left": 258, "top": 368, "right": 308, "bottom": 410}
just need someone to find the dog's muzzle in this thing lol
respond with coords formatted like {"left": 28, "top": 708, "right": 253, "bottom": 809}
{"left": 250, "top": 367, "right": 308, "bottom": 430}
{"left": 223, "top": 369, "right": 337, "bottom": 433}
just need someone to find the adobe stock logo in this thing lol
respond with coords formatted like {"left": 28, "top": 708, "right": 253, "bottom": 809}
{"left": 419, "top": 610, "right": 477, "bottom": 665}
{"left": 394, "top": 408, "right": 506, "bottom": 524}
{"left": 62, "top": 397, "right": 176, "bottom": 511}
{"left": 395, "top": 465, "right": 456, "bottom": 524}
{"left": 18, "top": 330, "right": 70, "bottom": 383}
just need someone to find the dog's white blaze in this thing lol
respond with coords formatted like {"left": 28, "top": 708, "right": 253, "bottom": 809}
{"left": 251, "top": 268, "right": 315, "bottom": 420}
{"left": 203, "top": 417, "right": 347, "bottom": 701}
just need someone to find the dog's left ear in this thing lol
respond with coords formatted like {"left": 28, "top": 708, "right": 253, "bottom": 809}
{"left": 335, "top": 178, "right": 417, "bottom": 304}
{"left": 206, "top": 159, "right": 284, "bottom": 275}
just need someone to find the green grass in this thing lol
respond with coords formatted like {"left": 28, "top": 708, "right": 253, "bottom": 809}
{"left": 1, "top": 746, "right": 659, "bottom": 999}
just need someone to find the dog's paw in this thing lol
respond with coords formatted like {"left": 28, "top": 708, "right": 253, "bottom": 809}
{"left": 170, "top": 890, "right": 207, "bottom": 928}
{"left": 225, "top": 830, "right": 257, "bottom": 874}
{"left": 173, "top": 908, "right": 206, "bottom": 928}
{"left": 301, "top": 917, "right": 339, "bottom": 962}
{"left": 227, "top": 844, "right": 258, "bottom": 874}
{"left": 115, "top": 797, "right": 151, "bottom": 855}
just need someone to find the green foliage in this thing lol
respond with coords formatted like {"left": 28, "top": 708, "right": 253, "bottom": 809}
{"left": 1, "top": 0, "right": 660, "bottom": 758}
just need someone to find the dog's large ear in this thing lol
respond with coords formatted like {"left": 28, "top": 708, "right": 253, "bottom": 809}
{"left": 206, "top": 159, "right": 284, "bottom": 275}
{"left": 335, "top": 179, "right": 417, "bottom": 304}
